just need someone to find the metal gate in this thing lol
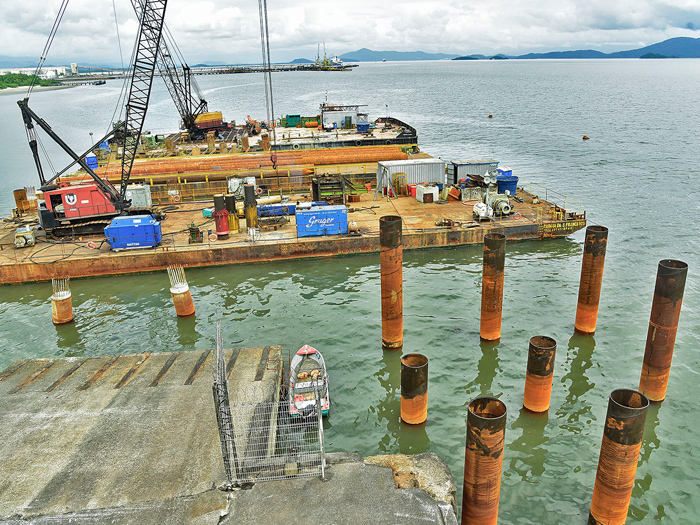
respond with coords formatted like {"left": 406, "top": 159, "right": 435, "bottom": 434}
{"left": 212, "top": 322, "right": 325, "bottom": 486}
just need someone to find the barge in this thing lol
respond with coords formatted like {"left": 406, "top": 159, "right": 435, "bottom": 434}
{"left": 0, "top": 177, "right": 585, "bottom": 285}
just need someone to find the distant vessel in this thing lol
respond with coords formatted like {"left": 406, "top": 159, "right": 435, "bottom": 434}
{"left": 382, "top": 58, "right": 387, "bottom": 62}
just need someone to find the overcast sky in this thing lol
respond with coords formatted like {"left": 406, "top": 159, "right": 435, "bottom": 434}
{"left": 1, "top": 0, "right": 699, "bottom": 65}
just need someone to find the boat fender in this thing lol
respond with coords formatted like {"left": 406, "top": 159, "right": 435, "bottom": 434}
{"left": 355, "top": 140, "right": 362, "bottom": 146}
{"left": 513, "top": 212, "right": 521, "bottom": 220}
{"left": 384, "top": 140, "right": 391, "bottom": 145}
{"left": 292, "top": 143, "right": 300, "bottom": 150}
{"left": 86, "top": 241, "right": 97, "bottom": 249}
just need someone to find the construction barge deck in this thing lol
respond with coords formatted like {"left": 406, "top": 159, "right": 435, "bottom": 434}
{"left": 0, "top": 187, "right": 585, "bottom": 285}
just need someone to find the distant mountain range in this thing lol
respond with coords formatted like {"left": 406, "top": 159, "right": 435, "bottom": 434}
{"left": 455, "top": 37, "right": 700, "bottom": 60}
{"left": 338, "top": 48, "right": 458, "bottom": 62}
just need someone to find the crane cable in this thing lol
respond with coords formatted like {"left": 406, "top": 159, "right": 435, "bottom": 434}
{"left": 26, "top": 0, "right": 70, "bottom": 99}
{"left": 258, "top": 0, "right": 276, "bottom": 145}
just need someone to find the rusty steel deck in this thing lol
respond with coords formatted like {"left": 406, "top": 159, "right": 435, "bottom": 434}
{"left": 0, "top": 190, "right": 585, "bottom": 285}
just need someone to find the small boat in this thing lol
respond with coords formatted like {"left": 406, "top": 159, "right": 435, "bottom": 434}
{"left": 289, "top": 345, "right": 330, "bottom": 417}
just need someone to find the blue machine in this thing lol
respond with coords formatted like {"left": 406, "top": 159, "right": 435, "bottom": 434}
{"left": 296, "top": 205, "right": 348, "bottom": 237}
{"left": 104, "top": 215, "right": 162, "bottom": 250}
{"left": 258, "top": 201, "right": 327, "bottom": 217}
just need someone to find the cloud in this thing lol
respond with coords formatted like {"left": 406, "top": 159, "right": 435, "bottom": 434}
{"left": 0, "top": 0, "right": 699, "bottom": 65}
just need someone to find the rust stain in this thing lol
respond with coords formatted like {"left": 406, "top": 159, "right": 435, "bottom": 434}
{"left": 0, "top": 360, "right": 28, "bottom": 382}
{"left": 78, "top": 356, "right": 120, "bottom": 391}
{"left": 150, "top": 354, "right": 179, "bottom": 387}
{"left": 10, "top": 360, "right": 57, "bottom": 394}
{"left": 184, "top": 350, "right": 210, "bottom": 385}
{"left": 115, "top": 353, "right": 151, "bottom": 388}
{"left": 45, "top": 359, "right": 87, "bottom": 392}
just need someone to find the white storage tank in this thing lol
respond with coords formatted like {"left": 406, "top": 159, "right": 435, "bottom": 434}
{"left": 376, "top": 159, "right": 447, "bottom": 190}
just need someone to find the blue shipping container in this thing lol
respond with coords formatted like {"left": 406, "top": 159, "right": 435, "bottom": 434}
{"left": 104, "top": 215, "right": 162, "bottom": 250}
{"left": 357, "top": 122, "right": 370, "bottom": 133}
{"left": 296, "top": 205, "right": 348, "bottom": 237}
{"left": 85, "top": 155, "right": 98, "bottom": 170}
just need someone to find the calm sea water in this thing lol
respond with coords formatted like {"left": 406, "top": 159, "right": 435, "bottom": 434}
{"left": 1, "top": 60, "right": 699, "bottom": 522}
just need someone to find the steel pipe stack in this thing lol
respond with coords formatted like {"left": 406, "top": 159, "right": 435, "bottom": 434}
{"left": 167, "top": 265, "right": 195, "bottom": 317}
{"left": 639, "top": 259, "right": 688, "bottom": 402}
{"left": 400, "top": 353, "right": 428, "bottom": 424}
{"left": 51, "top": 277, "right": 73, "bottom": 325}
{"left": 224, "top": 194, "right": 239, "bottom": 233}
{"left": 380, "top": 215, "right": 403, "bottom": 350}
{"left": 523, "top": 336, "right": 557, "bottom": 413}
{"left": 213, "top": 193, "right": 229, "bottom": 237}
{"left": 243, "top": 184, "right": 258, "bottom": 229}
{"left": 462, "top": 397, "right": 507, "bottom": 525}
{"left": 574, "top": 225, "right": 608, "bottom": 334}
{"left": 589, "top": 389, "right": 649, "bottom": 525}
{"left": 480, "top": 233, "right": 506, "bottom": 342}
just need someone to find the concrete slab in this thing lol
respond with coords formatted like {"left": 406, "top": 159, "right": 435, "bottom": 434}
{"left": 222, "top": 452, "right": 458, "bottom": 525}
{"left": 0, "top": 347, "right": 282, "bottom": 522}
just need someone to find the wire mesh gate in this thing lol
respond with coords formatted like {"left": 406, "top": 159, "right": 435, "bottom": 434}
{"left": 212, "top": 323, "right": 325, "bottom": 486}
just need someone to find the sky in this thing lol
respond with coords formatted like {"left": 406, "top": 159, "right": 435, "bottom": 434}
{"left": 0, "top": 0, "right": 699, "bottom": 66}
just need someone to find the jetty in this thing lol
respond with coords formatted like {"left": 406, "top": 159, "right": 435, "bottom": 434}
{"left": 0, "top": 349, "right": 457, "bottom": 523}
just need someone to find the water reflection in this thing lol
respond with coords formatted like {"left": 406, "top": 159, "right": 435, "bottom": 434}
{"left": 556, "top": 333, "right": 596, "bottom": 434}
{"left": 464, "top": 341, "right": 501, "bottom": 398}
{"left": 374, "top": 349, "right": 401, "bottom": 452}
{"left": 508, "top": 408, "right": 550, "bottom": 481}
{"left": 629, "top": 402, "right": 662, "bottom": 521}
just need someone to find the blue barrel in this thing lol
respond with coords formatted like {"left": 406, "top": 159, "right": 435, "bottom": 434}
{"left": 496, "top": 175, "right": 518, "bottom": 195}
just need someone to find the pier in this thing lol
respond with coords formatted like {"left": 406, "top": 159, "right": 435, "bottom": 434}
{"left": 0, "top": 349, "right": 457, "bottom": 523}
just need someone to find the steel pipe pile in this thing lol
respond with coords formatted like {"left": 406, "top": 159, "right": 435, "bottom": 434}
{"left": 574, "top": 225, "right": 608, "bottom": 334}
{"left": 167, "top": 265, "right": 195, "bottom": 317}
{"left": 213, "top": 193, "right": 229, "bottom": 237}
{"left": 638, "top": 259, "right": 688, "bottom": 402}
{"left": 400, "top": 353, "right": 428, "bottom": 424}
{"left": 523, "top": 336, "right": 557, "bottom": 413}
{"left": 480, "top": 233, "right": 506, "bottom": 342}
{"left": 589, "top": 389, "right": 649, "bottom": 525}
{"left": 51, "top": 277, "right": 73, "bottom": 325}
{"left": 461, "top": 396, "right": 507, "bottom": 525}
{"left": 379, "top": 215, "right": 403, "bottom": 350}
{"left": 224, "top": 193, "right": 239, "bottom": 233}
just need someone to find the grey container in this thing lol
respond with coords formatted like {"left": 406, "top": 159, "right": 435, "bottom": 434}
{"left": 448, "top": 159, "right": 499, "bottom": 184}
{"left": 377, "top": 159, "right": 447, "bottom": 189}
{"left": 124, "top": 184, "right": 152, "bottom": 208}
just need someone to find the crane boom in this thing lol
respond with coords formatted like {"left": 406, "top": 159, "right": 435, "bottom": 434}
{"left": 131, "top": 0, "right": 208, "bottom": 136}
{"left": 120, "top": 0, "right": 168, "bottom": 205}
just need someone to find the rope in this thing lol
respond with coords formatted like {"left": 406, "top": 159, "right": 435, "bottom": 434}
{"left": 26, "top": 0, "right": 70, "bottom": 99}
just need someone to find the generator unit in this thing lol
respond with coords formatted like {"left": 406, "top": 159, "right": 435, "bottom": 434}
{"left": 14, "top": 226, "right": 36, "bottom": 248}
{"left": 104, "top": 215, "right": 162, "bottom": 251}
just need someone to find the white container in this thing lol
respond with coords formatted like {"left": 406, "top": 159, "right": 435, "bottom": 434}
{"left": 416, "top": 185, "right": 439, "bottom": 203}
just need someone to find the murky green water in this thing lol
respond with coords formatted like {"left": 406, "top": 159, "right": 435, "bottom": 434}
{"left": 1, "top": 60, "right": 699, "bottom": 522}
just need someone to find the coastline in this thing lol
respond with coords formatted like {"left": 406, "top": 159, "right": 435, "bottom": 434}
{"left": 0, "top": 84, "right": 75, "bottom": 97}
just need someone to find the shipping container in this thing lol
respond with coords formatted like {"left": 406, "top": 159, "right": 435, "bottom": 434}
{"left": 104, "top": 215, "right": 162, "bottom": 250}
{"left": 376, "top": 159, "right": 447, "bottom": 190}
{"left": 296, "top": 205, "right": 348, "bottom": 237}
{"left": 447, "top": 159, "right": 499, "bottom": 184}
